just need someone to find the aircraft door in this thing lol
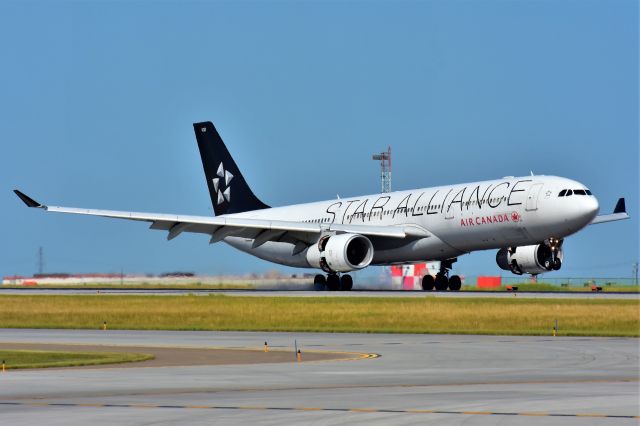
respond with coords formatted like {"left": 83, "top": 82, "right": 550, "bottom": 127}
{"left": 525, "top": 183, "right": 544, "bottom": 211}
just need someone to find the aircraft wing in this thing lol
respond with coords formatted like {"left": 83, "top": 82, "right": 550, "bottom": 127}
{"left": 13, "top": 190, "right": 430, "bottom": 247}
{"left": 590, "top": 198, "right": 629, "bottom": 225}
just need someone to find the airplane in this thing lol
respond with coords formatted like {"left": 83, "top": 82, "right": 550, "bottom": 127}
{"left": 14, "top": 121, "right": 629, "bottom": 291}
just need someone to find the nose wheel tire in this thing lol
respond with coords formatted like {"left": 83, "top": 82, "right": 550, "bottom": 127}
{"left": 421, "top": 275, "right": 435, "bottom": 291}
{"left": 340, "top": 274, "right": 353, "bottom": 291}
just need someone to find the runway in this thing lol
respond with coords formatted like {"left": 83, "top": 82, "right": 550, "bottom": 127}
{"left": 0, "top": 329, "right": 637, "bottom": 425}
{"left": 0, "top": 287, "right": 638, "bottom": 299}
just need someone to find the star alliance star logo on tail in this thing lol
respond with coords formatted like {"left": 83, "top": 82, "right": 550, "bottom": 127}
{"left": 212, "top": 162, "right": 233, "bottom": 205}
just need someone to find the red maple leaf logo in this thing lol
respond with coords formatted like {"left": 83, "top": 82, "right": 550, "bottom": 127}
{"left": 511, "top": 212, "right": 521, "bottom": 222}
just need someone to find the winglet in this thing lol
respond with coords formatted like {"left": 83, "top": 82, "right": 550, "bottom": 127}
{"left": 13, "top": 190, "right": 44, "bottom": 208}
{"left": 613, "top": 198, "right": 626, "bottom": 214}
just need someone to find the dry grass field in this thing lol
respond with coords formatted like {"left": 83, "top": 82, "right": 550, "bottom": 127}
{"left": 0, "top": 295, "right": 637, "bottom": 336}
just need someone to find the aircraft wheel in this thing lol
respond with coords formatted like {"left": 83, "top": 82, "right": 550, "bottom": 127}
{"left": 434, "top": 274, "right": 449, "bottom": 291}
{"left": 326, "top": 274, "right": 340, "bottom": 291}
{"left": 340, "top": 274, "right": 353, "bottom": 291}
{"left": 448, "top": 275, "right": 462, "bottom": 291}
{"left": 552, "top": 258, "right": 562, "bottom": 271}
{"left": 313, "top": 274, "right": 326, "bottom": 291}
{"left": 421, "top": 275, "right": 435, "bottom": 291}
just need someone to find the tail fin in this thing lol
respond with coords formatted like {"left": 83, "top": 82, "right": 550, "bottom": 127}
{"left": 193, "top": 121, "right": 269, "bottom": 216}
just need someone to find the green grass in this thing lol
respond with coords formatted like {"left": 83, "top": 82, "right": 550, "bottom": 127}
{"left": 0, "top": 349, "right": 153, "bottom": 369}
{"left": 0, "top": 295, "right": 638, "bottom": 337}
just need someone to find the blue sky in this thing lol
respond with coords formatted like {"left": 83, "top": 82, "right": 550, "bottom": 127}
{"left": 1, "top": 0, "right": 637, "bottom": 280}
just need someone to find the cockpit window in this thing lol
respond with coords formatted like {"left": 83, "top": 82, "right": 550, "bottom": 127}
{"left": 559, "top": 188, "right": 592, "bottom": 197}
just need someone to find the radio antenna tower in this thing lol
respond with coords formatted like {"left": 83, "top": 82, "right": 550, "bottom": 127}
{"left": 372, "top": 146, "right": 392, "bottom": 193}
{"left": 37, "top": 246, "right": 44, "bottom": 275}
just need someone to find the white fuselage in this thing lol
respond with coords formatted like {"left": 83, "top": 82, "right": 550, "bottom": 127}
{"left": 223, "top": 175, "right": 599, "bottom": 268}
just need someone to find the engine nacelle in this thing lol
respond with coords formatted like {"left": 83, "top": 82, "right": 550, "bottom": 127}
{"left": 306, "top": 233, "right": 374, "bottom": 273}
{"left": 496, "top": 244, "right": 563, "bottom": 275}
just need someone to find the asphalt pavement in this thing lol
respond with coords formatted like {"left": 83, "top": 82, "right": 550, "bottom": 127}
{"left": 0, "top": 329, "right": 637, "bottom": 425}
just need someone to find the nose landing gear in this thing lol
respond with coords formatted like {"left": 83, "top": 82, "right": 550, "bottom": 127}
{"left": 544, "top": 238, "right": 563, "bottom": 271}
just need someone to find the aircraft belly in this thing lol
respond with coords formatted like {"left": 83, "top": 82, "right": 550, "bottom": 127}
{"left": 372, "top": 236, "right": 463, "bottom": 264}
{"left": 226, "top": 234, "right": 465, "bottom": 268}
{"left": 224, "top": 237, "right": 310, "bottom": 268}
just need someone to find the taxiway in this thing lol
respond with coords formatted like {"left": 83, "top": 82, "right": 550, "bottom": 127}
{"left": 0, "top": 329, "right": 637, "bottom": 425}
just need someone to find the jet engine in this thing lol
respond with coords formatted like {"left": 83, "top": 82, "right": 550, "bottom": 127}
{"left": 306, "top": 233, "right": 374, "bottom": 273}
{"left": 496, "top": 244, "right": 563, "bottom": 275}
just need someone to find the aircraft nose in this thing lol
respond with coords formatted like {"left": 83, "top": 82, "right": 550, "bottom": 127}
{"left": 580, "top": 195, "right": 600, "bottom": 223}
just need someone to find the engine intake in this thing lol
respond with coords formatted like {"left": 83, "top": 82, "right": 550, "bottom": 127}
{"left": 496, "top": 244, "right": 563, "bottom": 275}
{"left": 306, "top": 233, "right": 374, "bottom": 273}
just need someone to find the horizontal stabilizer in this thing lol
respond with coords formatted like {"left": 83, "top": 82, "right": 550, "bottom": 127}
{"left": 590, "top": 198, "right": 629, "bottom": 225}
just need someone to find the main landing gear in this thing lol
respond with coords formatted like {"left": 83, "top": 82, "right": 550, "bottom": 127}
{"left": 314, "top": 273, "right": 353, "bottom": 291}
{"left": 421, "top": 258, "right": 462, "bottom": 291}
